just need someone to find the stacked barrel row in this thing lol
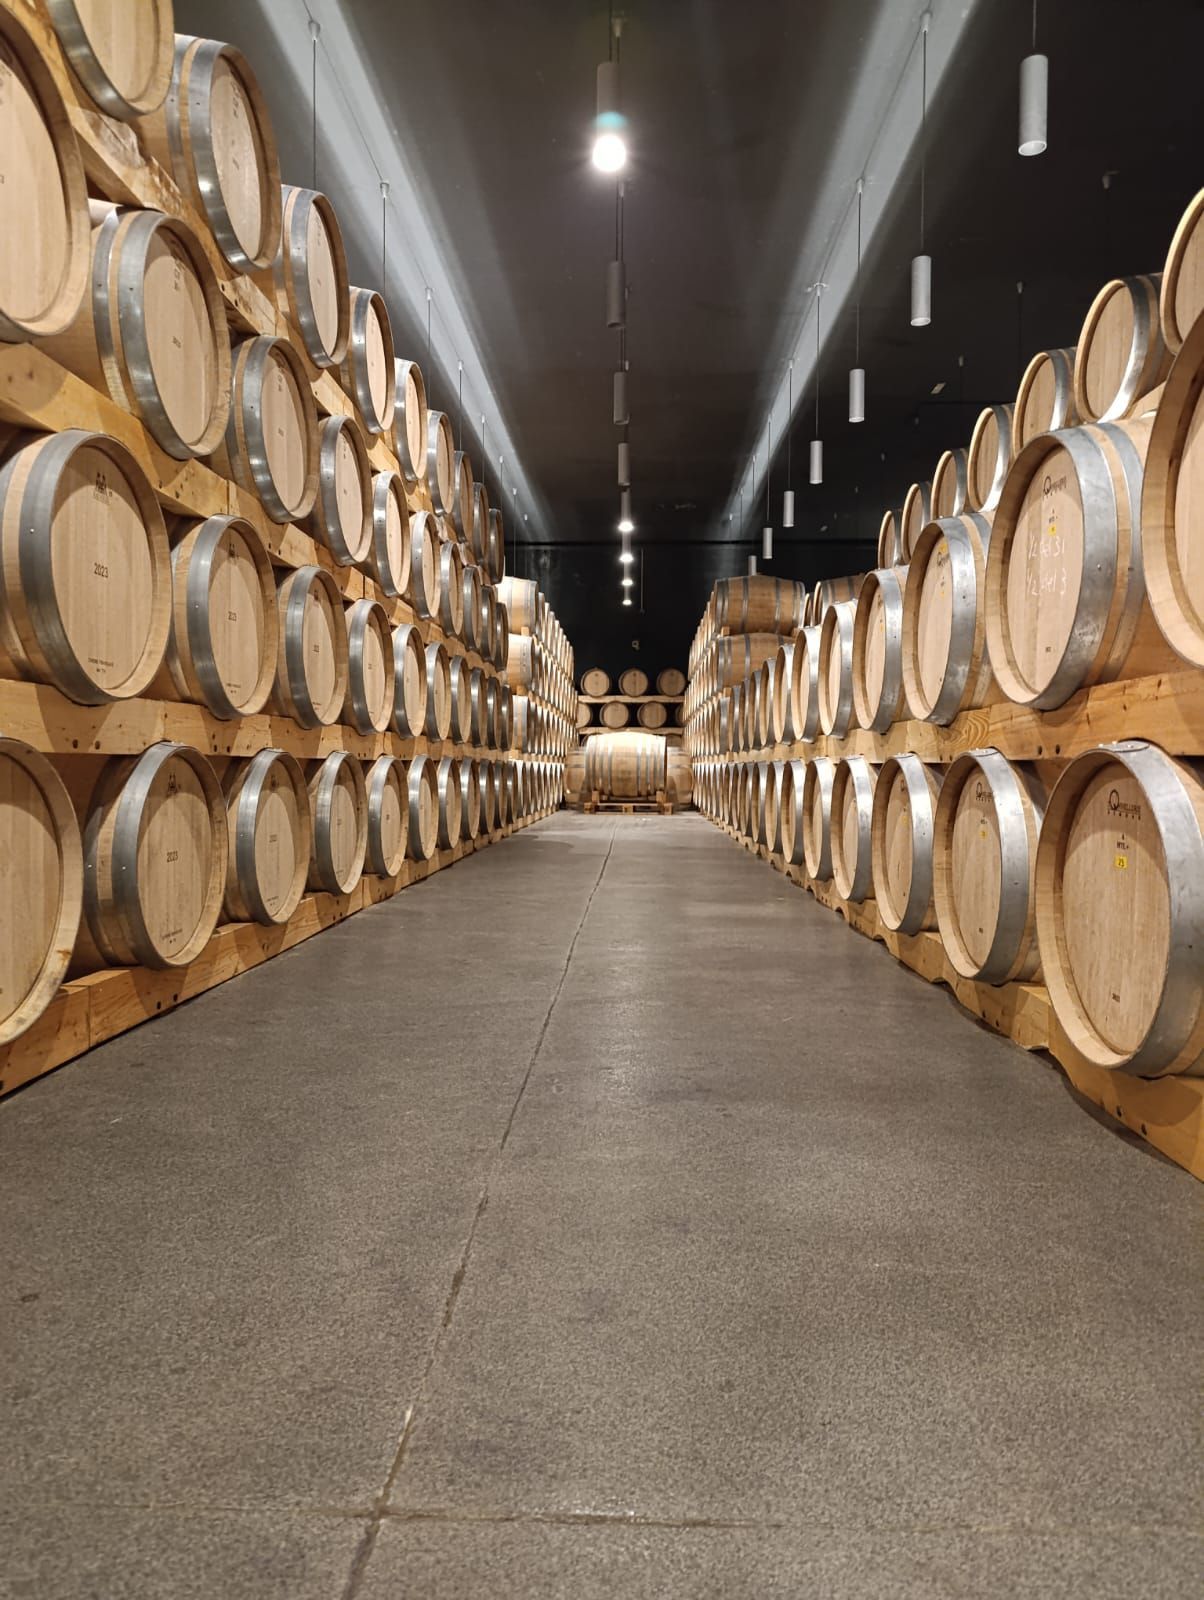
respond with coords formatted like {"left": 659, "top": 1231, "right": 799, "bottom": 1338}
{"left": 687, "top": 184, "right": 1204, "bottom": 1089}
{"left": 563, "top": 732, "right": 694, "bottom": 808}
{"left": 500, "top": 576, "right": 578, "bottom": 777}
{"left": 0, "top": 0, "right": 569, "bottom": 1059}
{"left": 576, "top": 666, "right": 686, "bottom": 731}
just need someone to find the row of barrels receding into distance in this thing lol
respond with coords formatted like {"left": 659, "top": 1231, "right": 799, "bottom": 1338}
{"left": 564, "top": 732, "right": 694, "bottom": 807}
{"left": 694, "top": 740, "right": 1204, "bottom": 1083}
{"left": 2, "top": 736, "right": 562, "bottom": 1046}
{"left": 683, "top": 185, "right": 1204, "bottom": 1086}
{"left": 0, "top": 3, "right": 580, "bottom": 1062}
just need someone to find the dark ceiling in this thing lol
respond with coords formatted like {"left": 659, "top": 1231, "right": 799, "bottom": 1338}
{"left": 179, "top": 0, "right": 1204, "bottom": 675}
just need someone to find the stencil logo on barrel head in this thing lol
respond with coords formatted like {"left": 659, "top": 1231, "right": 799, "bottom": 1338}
{"left": 1107, "top": 788, "right": 1142, "bottom": 821}
{"left": 973, "top": 779, "right": 990, "bottom": 803}
{"left": 93, "top": 471, "right": 111, "bottom": 500}
{"left": 1042, "top": 473, "right": 1068, "bottom": 497}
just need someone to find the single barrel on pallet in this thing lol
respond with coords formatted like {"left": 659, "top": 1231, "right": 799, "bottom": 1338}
{"left": 583, "top": 730, "right": 667, "bottom": 801}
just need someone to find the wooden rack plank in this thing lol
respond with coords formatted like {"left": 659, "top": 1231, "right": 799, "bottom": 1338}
{"left": 0, "top": 808, "right": 556, "bottom": 1099}
{"left": 693, "top": 667, "right": 1204, "bottom": 764}
{"left": 579, "top": 694, "right": 685, "bottom": 705}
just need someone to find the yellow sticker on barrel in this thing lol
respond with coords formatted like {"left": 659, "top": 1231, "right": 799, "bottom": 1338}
{"left": 1114, "top": 853, "right": 1128, "bottom": 870}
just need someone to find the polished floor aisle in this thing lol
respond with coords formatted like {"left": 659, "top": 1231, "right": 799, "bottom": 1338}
{"left": 0, "top": 814, "right": 1199, "bottom": 1598}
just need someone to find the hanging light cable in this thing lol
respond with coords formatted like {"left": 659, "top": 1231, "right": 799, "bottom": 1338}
{"left": 782, "top": 360, "right": 795, "bottom": 527}
{"left": 1019, "top": 0, "right": 1048, "bottom": 156}
{"left": 762, "top": 417, "right": 773, "bottom": 560}
{"left": 810, "top": 285, "right": 824, "bottom": 485}
{"left": 309, "top": 19, "right": 320, "bottom": 190}
{"left": 849, "top": 179, "right": 866, "bottom": 421}
{"left": 911, "top": 13, "right": 932, "bottom": 327}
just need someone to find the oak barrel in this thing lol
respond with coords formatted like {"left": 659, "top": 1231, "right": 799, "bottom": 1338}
{"left": 451, "top": 450, "right": 474, "bottom": 544}
{"left": 498, "top": 576, "right": 538, "bottom": 632}
{"left": 666, "top": 747, "right": 693, "bottom": 808}
{"left": 368, "top": 471, "right": 410, "bottom": 599}
{"left": 308, "top": 413, "right": 371, "bottom": 567}
{"left": 852, "top": 567, "right": 907, "bottom": 733}
{"left": 408, "top": 510, "right": 440, "bottom": 620}
{"left": 155, "top": 514, "right": 276, "bottom": 719}
{"left": 817, "top": 599, "right": 856, "bottom": 737}
{"left": 771, "top": 642, "right": 796, "bottom": 744}
{"left": 340, "top": 287, "right": 395, "bottom": 435}
{"left": 482, "top": 758, "right": 499, "bottom": 830}
{"left": 436, "top": 756, "right": 462, "bottom": 848}
{"left": 343, "top": 598, "right": 394, "bottom": 735}
{"left": 406, "top": 753, "right": 439, "bottom": 861}
{"left": 0, "top": 428, "right": 171, "bottom": 705}
{"left": 899, "top": 481, "right": 932, "bottom": 561}
{"left": 933, "top": 749, "right": 1045, "bottom": 985}
{"left": 584, "top": 730, "right": 666, "bottom": 799}
{"left": 1160, "top": 189, "right": 1204, "bottom": 355}
{"left": 715, "top": 574, "right": 806, "bottom": 634}
{"left": 1012, "top": 348, "right": 1078, "bottom": 454}
{"left": 0, "top": 8, "right": 91, "bottom": 342}
{"left": 1141, "top": 311, "right": 1204, "bottom": 666}
{"left": 468, "top": 665, "right": 490, "bottom": 747}
{"left": 424, "top": 640, "right": 451, "bottom": 741}
{"left": 459, "top": 757, "right": 481, "bottom": 841}
{"left": 902, "top": 512, "right": 997, "bottom": 725}
{"left": 966, "top": 403, "right": 1014, "bottom": 513}
{"left": 871, "top": 754, "right": 941, "bottom": 935}
{"left": 877, "top": 508, "right": 901, "bottom": 568}
{"left": 486, "top": 505, "right": 505, "bottom": 584}
{"left": 985, "top": 417, "right": 1177, "bottom": 709}
{"left": 714, "top": 633, "right": 785, "bottom": 691}
{"left": 76, "top": 741, "right": 227, "bottom": 969}
{"left": 931, "top": 448, "right": 968, "bottom": 518}
{"left": 46, "top": 0, "right": 173, "bottom": 119}
{"left": 273, "top": 185, "right": 349, "bottom": 368}
{"left": 390, "top": 623, "right": 427, "bottom": 738}
{"left": 427, "top": 410, "right": 455, "bottom": 512}
{"left": 788, "top": 625, "right": 822, "bottom": 742}
{"left": 447, "top": 655, "right": 473, "bottom": 745}
{"left": 1035, "top": 740, "right": 1204, "bottom": 1076}
{"left": 618, "top": 666, "right": 649, "bottom": 696}
{"left": 505, "top": 634, "right": 535, "bottom": 693}
{"left": 222, "top": 747, "right": 309, "bottom": 926}
{"left": 778, "top": 758, "right": 806, "bottom": 867}
{"left": 307, "top": 751, "right": 367, "bottom": 895}
{"left": 656, "top": 667, "right": 686, "bottom": 696}
{"left": 830, "top": 756, "right": 878, "bottom": 904}
{"left": 37, "top": 202, "right": 229, "bottom": 460}
{"left": 393, "top": 358, "right": 428, "bottom": 485}
{"left": 213, "top": 336, "right": 318, "bottom": 523}
{"left": 802, "top": 756, "right": 836, "bottom": 881}
{"left": 271, "top": 565, "right": 348, "bottom": 728}
{"left": 142, "top": 37, "right": 281, "bottom": 271}
{"left": 581, "top": 666, "right": 610, "bottom": 696}
{"left": 0, "top": 737, "right": 82, "bottom": 1043}
{"left": 438, "top": 541, "right": 465, "bottom": 639}
{"left": 365, "top": 754, "right": 407, "bottom": 878}
{"left": 638, "top": 700, "right": 668, "bottom": 729}
{"left": 1074, "top": 274, "right": 1171, "bottom": 423}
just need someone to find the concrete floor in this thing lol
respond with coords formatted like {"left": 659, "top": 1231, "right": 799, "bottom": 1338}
{"left": 0, "top": 812, "right": 1199, "bottom": 1599}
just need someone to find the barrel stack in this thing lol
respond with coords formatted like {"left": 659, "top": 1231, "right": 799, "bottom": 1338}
{"left": 685, "top": 183, "right": 1204, "bottom": 1177}
{"left": 0, "top": 0, "right": 575, "bottom": 1094}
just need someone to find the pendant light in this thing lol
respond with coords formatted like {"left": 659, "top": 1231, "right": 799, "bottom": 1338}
{"left": 592, "top": 17, "right": 627, "bottom": 173}
{"left": 810, "top": 285, "right": 823, "bottom": 485}
{"left": 849, "top": 179, "right": 866, "bottom": 421}
{"left": 782, "top": 360, "right": 795, "bottom": 527}
{"left": 762, "top": 418, "right": 773, "bottom": 560}
{"left": 911, "top": 13, "right": 932, "bottom": 328}
{"left": 617, "top": 438, "right": 630, "bottom": 487}
{"left": 619, "top": 532, "right": 633, "bottom": 565}
{"left": 618, "top": 488, "right": 634, "bottom": 534}
{"left": 748, "top": 554, "right": 757, "bottom": 576}
{"left": 1019, "top": 1, "right": 1048, "bottom": 156}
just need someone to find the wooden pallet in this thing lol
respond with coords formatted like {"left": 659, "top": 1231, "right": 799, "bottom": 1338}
{"left": 717, "top": 824, "right": 1204, "bottom": 1180}
{"left": 0, "top": 808, "right": 558, "bottom": 1101}
{"left": 582, "top": 789, "right": 677, "bottom": 815}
